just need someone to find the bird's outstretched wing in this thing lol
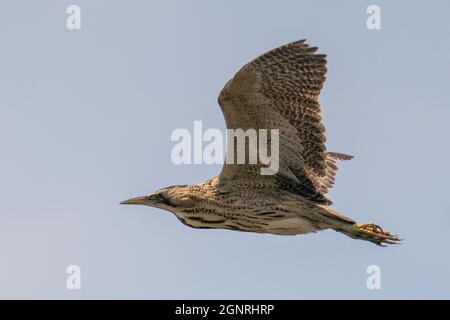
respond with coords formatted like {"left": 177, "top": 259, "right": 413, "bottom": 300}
{"left": 217, "top": 40, "right": 351, "bottom": 204}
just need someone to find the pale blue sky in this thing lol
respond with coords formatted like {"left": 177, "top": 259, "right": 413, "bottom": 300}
{"left": 0, "top": 0, "right": 449, "bottom": 299}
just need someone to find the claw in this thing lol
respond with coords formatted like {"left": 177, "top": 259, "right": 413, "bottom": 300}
{"left": 350, "top": 223, "right": 402, "bottom": 246}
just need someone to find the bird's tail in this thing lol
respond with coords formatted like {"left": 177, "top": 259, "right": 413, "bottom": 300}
{"left": 327, "top": 152, "right": 353, "bottom": 161}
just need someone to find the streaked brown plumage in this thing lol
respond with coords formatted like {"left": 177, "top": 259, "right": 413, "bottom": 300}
{"left": 121, "top": 40, "right": 400, "bottom": 245}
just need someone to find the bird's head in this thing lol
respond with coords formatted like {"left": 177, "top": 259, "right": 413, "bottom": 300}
{"left": 120, "top": 185, "right": 194, "bottom": 213}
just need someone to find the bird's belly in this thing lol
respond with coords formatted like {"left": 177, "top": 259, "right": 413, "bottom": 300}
{"left": 264, "top": 217, "right": 320, "bottom": 235}
{"left": 178, "top": 201, "right": 324, "bottom": 235}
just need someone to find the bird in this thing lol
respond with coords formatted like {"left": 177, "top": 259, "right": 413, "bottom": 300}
{"left": 121, "top": 39, "right": 400, "bottom": 246}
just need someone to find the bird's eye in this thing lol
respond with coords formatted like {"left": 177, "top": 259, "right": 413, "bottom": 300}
{"left": 153, "top": 194, "right": 171, "bottom": 206}
{"left": 151, "top": 194, "right": 162, "bottom": 201}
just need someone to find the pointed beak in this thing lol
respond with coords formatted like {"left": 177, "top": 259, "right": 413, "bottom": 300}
{"left": 120, "top": 195, "right": 148, "bottom": 205}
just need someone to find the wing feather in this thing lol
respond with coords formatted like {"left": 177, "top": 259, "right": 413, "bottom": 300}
{"left": 217, "top": 40, "right": 348, "bottom": 204}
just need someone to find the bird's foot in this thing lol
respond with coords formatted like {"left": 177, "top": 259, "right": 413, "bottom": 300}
{"left": 347, "top": 223, "right": 402, "bottom": 246}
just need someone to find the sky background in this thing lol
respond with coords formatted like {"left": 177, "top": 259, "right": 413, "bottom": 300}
{"left": 1, "top": 0, "right": 449, "bottom": 299}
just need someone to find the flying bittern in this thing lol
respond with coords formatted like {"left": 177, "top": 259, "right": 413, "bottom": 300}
{"left": 121, "top": 40, "right": 400, "bottom": 246}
